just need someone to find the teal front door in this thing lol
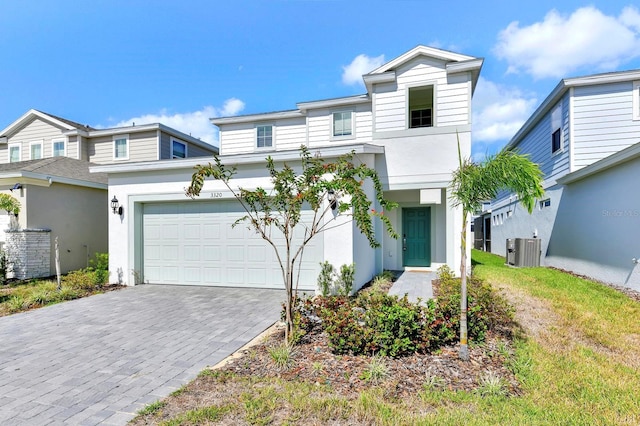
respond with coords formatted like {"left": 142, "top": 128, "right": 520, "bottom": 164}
{"left": 402, "top": 207, "right": 431, "bottom": 267}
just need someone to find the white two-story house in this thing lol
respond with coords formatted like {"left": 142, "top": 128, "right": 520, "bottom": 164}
{"left": 94, "top": 45, "right": 482, "bottom": 290}
{"left": 486, "top": 70, "right": 640, "bottom": 289}
{"left": 0, "top": 109, "right": 217, "bottom": 278}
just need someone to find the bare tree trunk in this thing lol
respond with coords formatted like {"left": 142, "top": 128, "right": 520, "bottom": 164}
{"left": 459, "top": 212, "right": 469, "bottom": 361}
{"left": 55, "top": 237, "right": 61, "bottom": 291}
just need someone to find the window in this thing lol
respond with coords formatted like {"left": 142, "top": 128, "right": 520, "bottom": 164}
{"left": 539, "top": 199, "right": 551, "bottom": 210}
{"left": 8, "top": 144, "right": 20, "bottom": 163}
{"left": 30, "top": 142, "right": 42, "bottom": 160}
{"left": 52, "top": 140, "right": 66, "bottom": 157}
{"left": 113, "top": 135, "right": 129, "bottom": 160}
{"left": 408, "top": 85, "right": 434, "bottom": 128}
{"left": 551, "top": 129, "right": 561, "bottom": 153}
{"left": 256, "top": 125, "right": 273, "bottom": 148}
{"left": 172, "top": 139, "right": 186, "bottom": 159}
{"left": 332, "top": 111, "right": 353, "bottom": 137}
{"left": 551, "top": 103, "right": 562, "bottom": 154}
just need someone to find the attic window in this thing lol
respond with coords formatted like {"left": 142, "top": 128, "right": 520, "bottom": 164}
{"left": 408, "top": 86, "right": 434, "bottom": 128}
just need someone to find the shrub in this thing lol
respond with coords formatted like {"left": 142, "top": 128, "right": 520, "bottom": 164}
{"left": 434, "top": 266, "right": 514, "bottom": 344}
{"left": 88, "top": 252, "right": 109, "bottom": 285}
{"left": 336, "top": 263, "right": 355, "bottom": 296}
{"left": 317, "top": 261, "right": 335, "bottom": 297}
{"left": 63, "top": 270, "right": 98, "bottom": 292}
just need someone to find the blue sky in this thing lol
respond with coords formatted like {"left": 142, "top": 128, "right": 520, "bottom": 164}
{"left": 2, "top": 1, "right": 640, "bottom": 157}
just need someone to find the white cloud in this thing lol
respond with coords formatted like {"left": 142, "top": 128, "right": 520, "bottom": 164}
{"left": 342, "top": 54, "right": 385, "bottom": 86}
{"left": 494, "top": 6, "right": 640, "bottom": 79}
{"left": 472, "top": 77, "right": 538, "bottom": 144}
{"left": 107, "top": 98, "right": 245, "bottom": 146}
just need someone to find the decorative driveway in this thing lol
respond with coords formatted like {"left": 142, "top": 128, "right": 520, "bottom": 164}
{"left": 0, "top": 285, "right": 284, "bottom": 425}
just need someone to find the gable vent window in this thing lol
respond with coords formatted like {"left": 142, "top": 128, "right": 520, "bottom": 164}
{"left": 408, "top": 86, "right": 434, "bottom": 128}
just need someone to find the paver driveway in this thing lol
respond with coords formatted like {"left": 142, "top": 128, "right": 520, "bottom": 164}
{"left": 0, "top": 285, "right": 284, "bottom": 425}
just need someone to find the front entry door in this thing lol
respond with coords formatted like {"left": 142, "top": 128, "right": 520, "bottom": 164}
{"left": 402, "top": 207, "right": 431, "bottom": 267}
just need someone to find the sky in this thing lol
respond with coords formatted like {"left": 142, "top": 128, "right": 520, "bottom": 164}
{"left": 1, "top": 1, "right": 640, "bottom": 158}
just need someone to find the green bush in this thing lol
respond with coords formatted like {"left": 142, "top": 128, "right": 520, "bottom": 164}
{"left": 337, "top": 263, "right": 355, "bottom": 296}
{"left": 63, "top": 270, "right": 98, "bottom": 291}
{"left": 87, "top": 252, "right": 109, "bottom": 285}
{"left": 317, "top": 261, "right": 335, "bottom": 297}
{"left": 434, "top": 265, "right": 514, "bottom": 344}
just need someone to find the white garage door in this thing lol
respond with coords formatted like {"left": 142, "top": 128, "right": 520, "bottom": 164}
{"left": 142, "top": 201, "right": 323, "bottom": 290}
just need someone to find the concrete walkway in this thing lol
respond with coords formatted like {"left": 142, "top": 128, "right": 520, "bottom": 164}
{"left": 388, "top": 271, "right": 436, "bottom": 304}
{"left": 0, "top": 285, "right": 283, "bottom": 425}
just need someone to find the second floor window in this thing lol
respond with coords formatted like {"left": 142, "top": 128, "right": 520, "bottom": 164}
{"left": 30, "top": 142, "right": 42, "bottom": 160}
{"left": 172, "top": 140, "right": 186, "bottom": 159}
{"left": 333, "top": 111, "right": 353, "bottom": 137}
{"left": 408, "top": 85, "right": 434, "bottom": 128}
{"left": 114, "top": 136, "right": 128, "bottom": 160}
{"left": 52, "top": 140, "right": 65, "bottom": 157}
{"left": 256, "top": 125, "right": 273, "bottom": 148}
{"left": 551, "top": 129, "right": 561, "bottom": 153}
{"left": 9, "top": 145, "right": 20, "bottom": 163}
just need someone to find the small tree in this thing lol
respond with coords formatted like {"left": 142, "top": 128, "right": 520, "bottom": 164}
{"left": 186, "top": 146, "right": 398, "bottom": 342}
{"left": 450, "top": 143, "right": 544, "bottom": 360}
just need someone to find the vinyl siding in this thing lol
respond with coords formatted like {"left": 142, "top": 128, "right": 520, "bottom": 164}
{"left": 67, "top": 135, "right": 79, "bottom": 159}
{"left": 160, "top": 131, "right": 215, "bottom": 159}
{"left": 160, "top": 133, "right": 171, "bottom": 160}
{"left": 308, "top": 104, "right": 372, "bottom": 148}
{"left": 220, "top": 117, "right": 307, "bottom": 155}
{"left": 88, "top": 130, "right": 158, "bottom": 163}
{"left": 186, "top": 141, "right": 215, "bottom": 157}
{"left": 373, "top": 56, "right": 470, "bottom": 132}
{"left": 4, "top": 118, "right": 68, "bottom": 163}
{"left": 572, "top": 82, "right": 640, "bottom": 169}
{"left": 495, "top": 94, "right": 570, "bottom": 203}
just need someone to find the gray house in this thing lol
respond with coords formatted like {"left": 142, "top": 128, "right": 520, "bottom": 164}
{"left": 0, "top": 109, "right": 218, "bottom": 279}
{"left": 486, "top": 69, "right": 640, "bottom": 290}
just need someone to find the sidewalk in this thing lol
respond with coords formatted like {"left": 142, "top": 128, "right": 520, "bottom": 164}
{"left": 388, "top": 271, "right": 436, "bottom": 305}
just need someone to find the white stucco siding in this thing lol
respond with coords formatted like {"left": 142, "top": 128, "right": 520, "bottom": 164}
{"left": 107, "top": 159, "right": 379, "bottom": 289}
{"left": 375, "top": 130, "right": 470, "bottom": 190}
{"left": 572, "top": 82, "right": 640, "bottom": 170}
{"left": 546, "top": 157, "right": 640, "bottom": 290}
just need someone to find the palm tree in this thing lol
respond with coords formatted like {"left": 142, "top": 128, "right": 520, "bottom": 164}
{"left": 450, "top": 143, "right": 544, "bottom": 360}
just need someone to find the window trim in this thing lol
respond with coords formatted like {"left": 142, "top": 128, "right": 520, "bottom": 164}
{"left": 633, "top": 80, "right": 640, "bottom": 121}
{"left": 171, "top": 138, "right": 187, "bottom": 159}
{"left": 29, "top": 141, "right": 43, "bottom": 160}
{"left": 52, "top": 139, "right": 67, "bottom": 157}
{"left": 113, "top": 134, "right": 129, "bottom": 161}
{"left": 8, "top": 143, "right": 21, "bottom": 163}
{"left": 406, "top": 82, "right": 437, "bottom": 129}
{"left": 331, "top": 109, "right": 356, "bottom": 140}
{"left": 255, "top": 124, "right": 275, "bottom": 150}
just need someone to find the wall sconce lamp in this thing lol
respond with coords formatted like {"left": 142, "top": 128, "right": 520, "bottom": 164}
{"left": 111, "top": 196, "right": 123, "bottom": 215}
{"left": 327, "top": 190, "right": 337, "bottom": 210}
{"left": 10, "top": 183, "right": 22, "bottom": 192}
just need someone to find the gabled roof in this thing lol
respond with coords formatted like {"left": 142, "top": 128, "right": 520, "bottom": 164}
{"left": 367, "top": 45, "right": 476, "bottom": 75}
{"left": 0, "top": 109, "right": 93, "bottom": 139}
{"left": 0, "top": 157, "right": 107, "bottom": 189}
{"left": 506, "top": 68, "right": 640, "bottom": 150}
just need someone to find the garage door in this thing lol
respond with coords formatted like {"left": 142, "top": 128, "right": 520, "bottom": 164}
{"left": 142, "top": 201, "right": 323, "bottom": 290}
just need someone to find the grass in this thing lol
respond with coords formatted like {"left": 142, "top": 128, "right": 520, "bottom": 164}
{"left": 0, "top": 270, "right": 111, "bottom": 316}
{"left": 131, "top": 250, "right": 640, "bottom": 425}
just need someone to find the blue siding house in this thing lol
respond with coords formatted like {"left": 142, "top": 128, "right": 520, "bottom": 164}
{"left": 486, "top": 69, "right": 640, "bottom": 290}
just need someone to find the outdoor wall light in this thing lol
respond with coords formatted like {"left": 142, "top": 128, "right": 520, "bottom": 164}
{"left": 111, "top": 196, "right": 123, "bottom": 215}
{"left": 327, "top": 190, "right": 338, "bottom": 210}
{"left": 10, "top": 183, "right": 22, "bottom": 192}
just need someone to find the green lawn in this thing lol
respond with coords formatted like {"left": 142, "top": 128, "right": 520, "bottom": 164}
{"left": 132, "top": 250, "right": 640, "bottom": 425}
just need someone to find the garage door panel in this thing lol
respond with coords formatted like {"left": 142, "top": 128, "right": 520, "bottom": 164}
{"left": 143, "top": 200, "right": 322, "bottom": 289}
